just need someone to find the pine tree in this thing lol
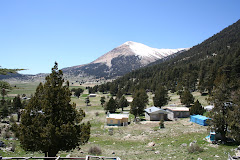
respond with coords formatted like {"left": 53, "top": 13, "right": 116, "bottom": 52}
{"left": 12, "top": 95, "right": 23, "bottom": 122}
{"left": 190, "top": 100, "right": 204, "bottom": 115}
{"left": 180, "top": 89, "right": 194, "bottom": 106}
{"left": 17, "top": 63, "right": 90, "bottom": 157}
{"left": 153, "top": 86, "right": 169, "bottom": 108}
{"left": 210, "top": 75, "right": 230, "bottom": 142}
{"left": 74, "top": 88, "right": 84, "bottom": 98}
{"left": 100, "top": 96, "right": 106, "bottom": 107}
{"left": 105, "top": 97, "right": 117, "bottom": 113}
{"left": 227, "top": 89, "right": 240, "bottom": 142}
{"left": 130, "top": 89, "right": 148, "bottom": 118}
{"left": 118, "top": 95, "right": 129, "bottom": 111}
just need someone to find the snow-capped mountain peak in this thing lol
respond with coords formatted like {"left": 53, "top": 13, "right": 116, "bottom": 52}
{"left": 93, "top": 41, "right": 187, "bottom": 67}
{"left": 123, "top": 41, "right": 186, "bottom": 59}
{"left": 62, "top": 41, "right": 188, "bottom": 79}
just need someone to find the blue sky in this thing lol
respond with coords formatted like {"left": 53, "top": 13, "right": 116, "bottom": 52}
{"left": 0, "top": 0, "right": 239, "bottom": 74}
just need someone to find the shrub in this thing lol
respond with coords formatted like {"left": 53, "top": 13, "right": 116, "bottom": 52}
{"left": 10, "top": 116, "right": 15, "bottom": 123}
{"left": 10, "top": 142, "right": 16, "bottom": 152}
{"left": 159, "top": 120, "right": 164, "bottom": 128}
{"left": 88, "top": 146, "right": 102, "bottom": 155}
{"left": 187, "top": 143, "right": 203, "bottom": 153}
{"left": 95, "top": 112, "right": 99, "bottom": 116}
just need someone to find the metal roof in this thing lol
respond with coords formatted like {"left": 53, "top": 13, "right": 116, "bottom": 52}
{"left": 106, "top": 113, "right": 129, "bottom": 119}
{"left": 165, "top": 107, "right": 189, "bottom": 112}
{"left": 144, "top": 106, "right": 168, "bottom": 114}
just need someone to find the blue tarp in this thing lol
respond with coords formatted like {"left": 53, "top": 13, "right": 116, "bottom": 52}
{"left": 190, "top": 115, "right": 211, "bottom": 126}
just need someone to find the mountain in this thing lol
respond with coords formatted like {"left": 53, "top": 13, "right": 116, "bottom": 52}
{"left": 62, "top": 41, "right": 187, "bottom": 78}
{"left": 97, "top": 19, "right": 240, "bottom": 94}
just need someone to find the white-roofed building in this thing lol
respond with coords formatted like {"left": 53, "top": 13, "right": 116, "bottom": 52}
{"left": 165, "top": 107, "right": 190, "bottom": 120}
{"left": 144, "top": 106, "right": 168, "bottom": 121}
{"left": 106, "top": 113, "right": 129, "bottom": 126}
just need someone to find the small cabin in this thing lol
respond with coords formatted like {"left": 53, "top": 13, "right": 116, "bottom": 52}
{"left": 165, "top": 107, "right": 190, "bottom": 120}
{"left": 106, "top": 113, "right": 129, "bottom": 126}
{"left": 144, "top": 106, "right": 168, "bottom": 121}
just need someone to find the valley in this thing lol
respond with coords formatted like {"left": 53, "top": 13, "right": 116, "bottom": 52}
{"left": 0, "top": 82, "right": 238, "bottom": 159}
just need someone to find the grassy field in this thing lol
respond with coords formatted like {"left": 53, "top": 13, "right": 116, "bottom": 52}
{"left": 0, "top": 82, "right": 238, "bottom": 159}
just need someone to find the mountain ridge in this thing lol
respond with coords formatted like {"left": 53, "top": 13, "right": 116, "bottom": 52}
{"left": 62, "top": 41, "right": 187, "bottom": 78}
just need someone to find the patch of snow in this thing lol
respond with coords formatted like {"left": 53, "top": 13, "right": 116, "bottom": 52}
{"left": 124, "top": 41, "right": 186, "bottom": 59}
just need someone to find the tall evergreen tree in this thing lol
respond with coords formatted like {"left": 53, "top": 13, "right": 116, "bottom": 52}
{"left": 226, "top": 88, "right": 240, "bottom": 142}
{"left": 130, "top": 89, "right": 148, "bottom": 118}
{"left": 190, "top": 100, "right": 205, "bottom": 115}
{"left": 17, "top": 63, "right": 90, "bottom": 157}
{"left": 105, "top": 97, "right": 117, "bottom": 113}
{"left": 180, "top": 89, "right": 194, "bottom": 106}
{"left": 210, "top": 75, "right": 230, "bottom": 142}
{"left": 12, "top": 95, "right": 23, "bottom": 122}
{"left": 153, "top": 86, "right": 169, "bottom": 108}
{"left": 118, "top": 95, "right": 129, "bottom": 111}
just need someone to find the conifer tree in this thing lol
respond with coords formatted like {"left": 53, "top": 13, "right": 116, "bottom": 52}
{"left": 118, "top": 95, "right": 129, "bottom": 111}
{"left": 130, "top": 89, "right": 148, "bottom": 118}
{"left": 190, "top": 100, "right": 204, "bottom": 115}
{"left": 105, "top": 97, "right": 117, "bottom": 113}
{"left": 100, "top": 96, "right": 106, "bottom": 107}
{"left": 12, "top": 95, "right": 23, "bottom": 122}
{"left": 210, "top": 75, "right": 230, "bottom": 142}
{"left": 17, "top": 63, "right": 90, "bottom": 157}
{"left": 180, "top": 89, "right": 194, "bottom": 106}
{"left": 153, "top": 86, "right": 169, "bottom": 108}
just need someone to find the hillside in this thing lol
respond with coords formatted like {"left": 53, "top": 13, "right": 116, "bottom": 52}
{"left": 97, "top": 19, "right": 240, "bottom": 95}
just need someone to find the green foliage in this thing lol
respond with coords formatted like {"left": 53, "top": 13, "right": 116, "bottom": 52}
{"left": 72, "top": 88, "right": 84, "bottom": 98}
{"left": 0, "top": 100, "right": 11, "bottom": 119}
{"left": 130, "top": 89, "right": 148, "bottom": 118}
{"left": 0, "top": 68, "right": 23, "bottom": 75}
{"left": 190, "top": 100, "right": 205, "bottom": 115}
{"left": 210, "top": 75, "right": 231, "bottom": 142}
{"left": 153, "top": 86, "right": 169, "bottom": 108}
{"left": 12, "top": 95, "right": 22, "bottom": 112}
{"left": 118, "top": 95, "right": 129, "bottom": 111}
{"left": 97, "top": 20, "right": 240, "bottom": 98}
{"left": 159, "top": 120, "right": 164, "bottom": 128}
{"left": 85, "top": 97, "right": 90, "bottom": 106}
{"left": 0, "top": 81, "right": 12, "bottom": 90}
{"left": 100, "top": 96, "right": 105, "bottom": 107}
{"left": 104, "top": 97, "right": 117, "bottom": 113}
{"left": 180, "top": 89, "right": 194, "bottom": 106}
{"left": 16, "top": 62, "right": 91, "bottom": 157}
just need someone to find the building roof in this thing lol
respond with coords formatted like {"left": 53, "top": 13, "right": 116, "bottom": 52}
{"left": 204, "top": 105, "right": 214, "bottom": 111}
{"left": 191, "top": 115, "right": 210, "bottom": 120}
{"left": 165, "top": 107, "right": 189, "bottom": 112}
{"left": 106, "top": 113, "right": 129, "bottom": 119}
{"left": 144, "top": 106, "right": 168, "bottom": 114}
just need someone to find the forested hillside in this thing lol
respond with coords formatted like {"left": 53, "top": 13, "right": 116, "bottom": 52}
{"left": 95, "top": 19, "right": 240, "bottom": 95}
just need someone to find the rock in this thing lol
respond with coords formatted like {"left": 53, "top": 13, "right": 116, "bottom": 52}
{"left": 154, "top": 151, "right": 160, "bottom": 154}
{"left": 148, "top": 142, "right": 155, "bottom": 147}
{"left": 197, "top": 158, "right": 202, "bottom": 160}
{"left": 181, "top": 143, "right": 187, "bottom": 147}
{"left": 189, "top": 142, "right": 195, "bottom": 147}
{"left": 214, "top": 155, "right": 219, "bottom": 158}
{"left": 66, "top": 154, "right": 71, "bottom": 158}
